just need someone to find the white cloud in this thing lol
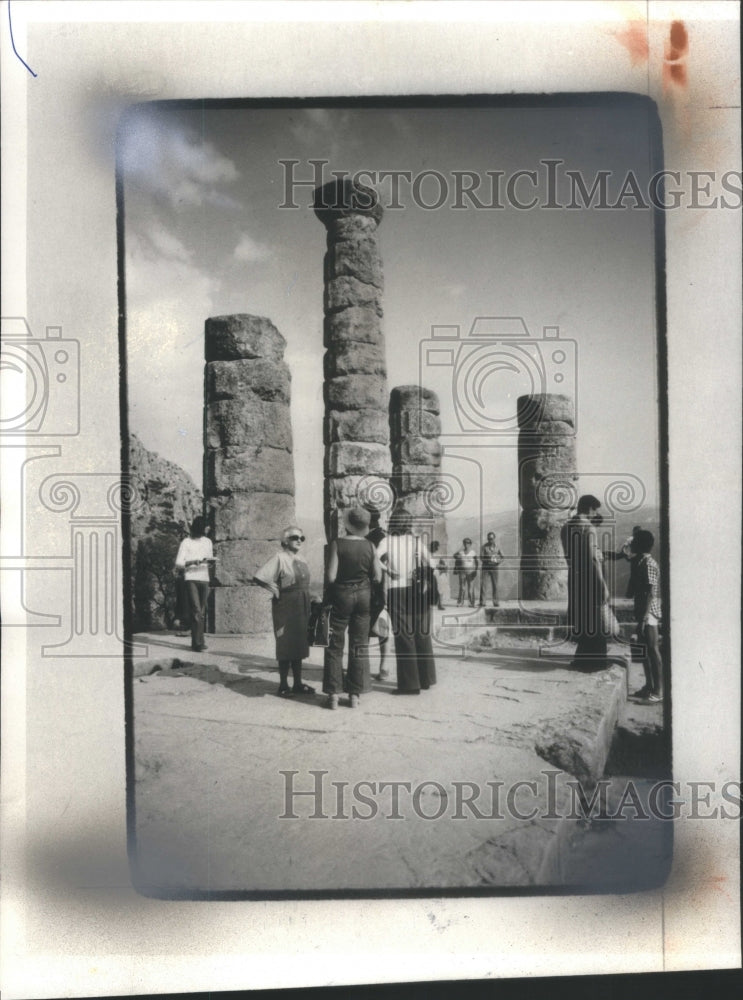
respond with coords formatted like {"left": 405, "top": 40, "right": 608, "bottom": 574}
{"left": 233, "top": 232, "right": 273, "bottom": 263}
{"left": 145, "top": 222, "right": 191, "bottom": 262}
{"left": 120, "top": 109, "right": 241, "bottom": 210}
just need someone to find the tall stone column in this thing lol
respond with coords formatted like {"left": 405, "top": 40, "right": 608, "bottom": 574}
{"left": 314, "top": 178, "right": 391, "bottom": 540}
{"left": 389, "top": 385, "right": 447, "bottom": 548}
{"left": 517, "top": 393, "right": 577, "bottom": 600}
{"left": 204, "top": 315, "right": 296, "bottom": 633}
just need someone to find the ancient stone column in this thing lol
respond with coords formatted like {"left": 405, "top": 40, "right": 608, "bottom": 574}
{"left": 389, "top": 385, "right": 447, "bottom": 549}
{"left": 204, "top": 315, "right": 296, "bottom": 633}
{"left": 517, "top": 393, "right": 577, "bottom": 600}
{"left": 314, "top": 178, "right": 391, "bottom": 540}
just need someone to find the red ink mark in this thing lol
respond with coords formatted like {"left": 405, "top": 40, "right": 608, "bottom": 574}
{"left": 670, "top": 20, "right": 689, "bottom": 55}
{"left": 663, "top": 20, "right": 689, "bottom": 90}
{"left": 614, "top": 21, "right": 649, "bottom": 65}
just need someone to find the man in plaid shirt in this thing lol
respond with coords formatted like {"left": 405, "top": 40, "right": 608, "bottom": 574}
{"left": 631, "top": 529, "right": 663, "bottom": 702}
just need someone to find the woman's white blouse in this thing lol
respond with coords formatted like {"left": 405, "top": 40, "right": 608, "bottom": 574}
{"left": 376, "top": 535, "right": 430, "bottom": 589}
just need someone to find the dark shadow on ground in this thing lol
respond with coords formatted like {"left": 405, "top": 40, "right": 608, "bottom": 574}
{"left": 605, "top": 723, "right": 670, "bottom": 779}
{"left": 151, "top": 659, "right": 324, "bottom": 705}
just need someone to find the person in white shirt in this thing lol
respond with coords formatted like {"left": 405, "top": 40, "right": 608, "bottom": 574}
{"left": 377, "top": 511, "right": 437, "bottom": 695}
{"left": 174, "top": 516, "right": 215, "bottom": 652}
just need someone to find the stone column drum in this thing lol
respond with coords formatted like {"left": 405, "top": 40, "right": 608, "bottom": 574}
{"left": 204, "top": 315, "right": 296, "bottom": 633}
{"left": 517, "top": 393, "right": 577, "bottom": 600}
{"left": 314, "top": 178, "right": 391, "bottom": 540}
{"left": 389, "top": 385, "right": 447, "bottom": 549}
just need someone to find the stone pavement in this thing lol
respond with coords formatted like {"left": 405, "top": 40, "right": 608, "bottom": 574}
{"left": 131, "top": 608, "right": 664, "bottom": 895}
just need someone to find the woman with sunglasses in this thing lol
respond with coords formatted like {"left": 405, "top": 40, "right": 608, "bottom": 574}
{"left": 254, "top": 526, "right": 315, "bottom": 698}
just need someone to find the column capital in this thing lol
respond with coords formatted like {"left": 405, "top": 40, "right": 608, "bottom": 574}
{"left": 313, "top": 177, "right": 383, "bottom": 229}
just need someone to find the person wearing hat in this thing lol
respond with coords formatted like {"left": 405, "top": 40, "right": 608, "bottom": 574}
{"left": 322, "top": 507, "right": 383, "bottom": 709}
{"left": 254, "top": 525, "right": 315, "bottom": 698}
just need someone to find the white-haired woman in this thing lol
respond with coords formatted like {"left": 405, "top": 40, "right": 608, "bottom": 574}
{"left": 254, "top": 526, "right": 315, "bottom": 698}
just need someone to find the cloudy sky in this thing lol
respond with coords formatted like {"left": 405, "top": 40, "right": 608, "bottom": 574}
{"left": 120, "top": 100, "right": 661, "bottom": 533}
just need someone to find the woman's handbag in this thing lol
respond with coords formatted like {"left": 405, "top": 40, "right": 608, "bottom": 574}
{"left": 370, "top": 607, "right": 390, "bottom": 640}
{"left": 307, "top": 600, "right": 331, "bottom": 646}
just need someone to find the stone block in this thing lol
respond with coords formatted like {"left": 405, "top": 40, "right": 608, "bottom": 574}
{"left": 389, "top": 385, "right": 441, "bottom": 415}
{"left": 327, "top": 442, "right": 391, "bottom": 477}
{"left": 326, "top": 475, "right": 378, "bottom": 511}
{"left": 213, "top": 539, "right": 282, "bottom": 585}
{"left": 206, "top": 398, "right": 293, "bottom": 451}
{"left": 519, "top": 448, "right": 578, "bottom": 511}
{"left": 212, "top": 584, "right": 274, "bottom": 635}
{"left": 391, "top": 436, "right": 442, "bottom": 467}
{"left": 517, "top": 394, "right": 575, "bottom": 429}
{"left": 324, "top": 308, "right": 383, "bottom": 349}
{"left": 520, "top": 509, "right": 566, "bottom": 545}
{"left": 324, "top": 239, "right": 383, "bottom": 289}
{"left": 391, "top": 467, "right": 442, "bottom": 495}
{"left": 389, "top": 407, "right": 441, "bottom": 439}
{"left": 205, "top": 315, "right": 286, "bottom": 363}
{"left": 206, "top": 446, "right": 295, "bottom": 494}
{"left": 519, "top": 419, "right": 575, "bottom": 438}
{"left": 325, "top": 276, "right": 383, "bottom": 315}
{"left": 325, "top": 409, "right": 389, "bottom": 445}
{"left": 323, "top": 341, "right": 387, "bottom": 379}
{"left": 325, "top": 375, "right": 388, "bottom": 412}
{"left": 330, "top": 214, "right": 381, "bottom": 242}
{"left": 520, "top": 567, "right": 568, "bottom": 601}
{"left": 206, "top": 359, "right": 291, "bottom": 404}
{"left": 207, "top": 492, "right": 296, "bottom": 542}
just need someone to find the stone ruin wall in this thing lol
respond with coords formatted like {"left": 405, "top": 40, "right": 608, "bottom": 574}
{"left": 204, "top": 314, "right": 296, "bottom": 633}
{"left": 517, "top": 393, "right": 577, "bottom": 600}
{"left": 389, "top": 385, "right": 447, "bottom": 550}
{"left": 314, "top": 179, "right": 392, "bottom": 540}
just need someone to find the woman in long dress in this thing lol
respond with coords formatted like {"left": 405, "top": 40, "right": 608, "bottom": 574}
{"left": 560, "top": 495, "right": 611, "bottom": 670}
{"left": 254, "top": 526, "right": 315, "bottom": 698}
{"left": 377, "top": 511, "right": 437, "bottom": 694}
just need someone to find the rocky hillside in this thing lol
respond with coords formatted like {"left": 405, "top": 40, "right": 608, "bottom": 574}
{"left": 127, "top": 433, "right": 203, "bottom": 631}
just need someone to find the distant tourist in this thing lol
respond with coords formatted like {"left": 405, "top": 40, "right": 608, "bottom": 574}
{"left": 560, "top": 495, "right": 611, "bottom": 670}
{"left": 377, "top": 511, "right": 437, "bottom": 695}
{"left": 323, "top": 507, "right": 383, "bottom": 709}
{"left": 630, "top": 529, "right": 663, "bottom": 702}
{"left": 479, "top": 531, "right": 504, "bottom": 607}
{"left": 430, "top": 539, "right": 449, "bottom": 610}
{"left": 254, "top": 526, "right": 315, "bottom": 698}
{"left": 366, "top": 508, "right": 392, "bottom": 680}
{"left": 174, "top": 516, "right": 215, "bottom": 653}
{"left": 453, "top": 538, "right": 478, "bottom": 607}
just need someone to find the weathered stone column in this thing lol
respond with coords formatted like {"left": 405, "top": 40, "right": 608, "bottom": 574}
{"left": 204, "top": 315, "right": 296, "bottom": 633}
{"left": 517, "top": 393, "right": 577, "bottom": 600}
{"left": 389, "top": 385, "right": 447, "bottom": 548}
{"left": 314, "top": 178, "right": 391, "bottom": 540}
